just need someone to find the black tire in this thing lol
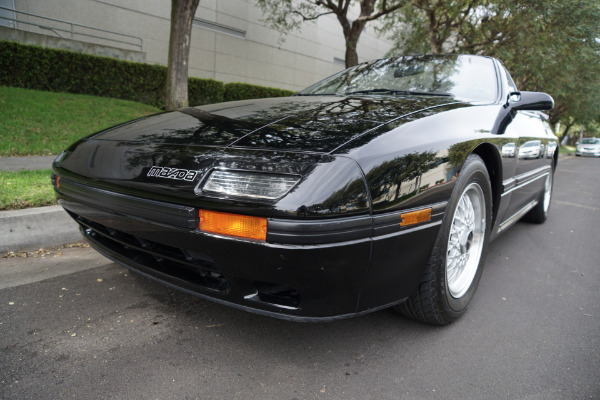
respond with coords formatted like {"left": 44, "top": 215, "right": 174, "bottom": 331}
{"left": 522, "top": 167, "right": 553, "bottom": 224}
{"left": 395, "top": 154, "right": 492, "bottom": 325}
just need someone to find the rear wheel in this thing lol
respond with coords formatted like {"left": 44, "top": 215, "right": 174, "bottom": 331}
{"left": 395, "top": 154, "right": 492, "bottom": 325}
{"left": 522, "top": 168, "right": 553, "bottom": 224}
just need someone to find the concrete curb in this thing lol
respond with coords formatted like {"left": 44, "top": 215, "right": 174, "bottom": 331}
{"left": 0, "top": 206, "right": 82, "bottom": 252}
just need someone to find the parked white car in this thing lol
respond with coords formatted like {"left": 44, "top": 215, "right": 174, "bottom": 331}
{"left": 519, "top": 140, "right": 542, "bottom": 159}
{"left": 502, "top": 142, "right": 516, "bottom": 157}
{"left": 576, "top": 138, "right": 600, "bottom": 157}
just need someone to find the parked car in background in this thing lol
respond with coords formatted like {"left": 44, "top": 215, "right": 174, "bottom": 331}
{"left": 52, "top": 54, "right": 557, "bottom": 325}
{"left": 502, "top": 142, "right": 516, "bottom": 157}
{"left": 518, "top": 140, "right": 543, "bottom": 159}
{"left": 575, "top": 138, "right": 600, "bottom": 157}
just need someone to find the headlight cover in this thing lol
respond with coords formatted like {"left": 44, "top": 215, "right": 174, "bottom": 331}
{"left": 201, "top": 170, "right": 301, "bottom": 200}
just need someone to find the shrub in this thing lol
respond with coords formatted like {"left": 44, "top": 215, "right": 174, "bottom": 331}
{"left": 0, "top": 40, "right": 296, "bottom": 107}
{"left": 224, "top": 82, "right": 296, "bottom": 102}
{"left": 188, "top": 78, "right": 225, "bottom": 106}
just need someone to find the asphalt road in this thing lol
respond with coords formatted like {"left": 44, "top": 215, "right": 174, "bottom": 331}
{"left": 1, "top": 156, "right": 599, "bottom": 400}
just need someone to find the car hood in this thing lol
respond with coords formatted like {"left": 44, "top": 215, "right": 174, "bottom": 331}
{"left": 91, "top": 95, "right": 466, "bottom": 153}
{"left": 55, "top": 95, "right": 473, "bottom": 215}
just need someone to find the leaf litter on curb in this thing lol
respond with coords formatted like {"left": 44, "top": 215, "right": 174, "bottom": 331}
{"left": 2, "top": 242, "right": 90, "bottom": 259}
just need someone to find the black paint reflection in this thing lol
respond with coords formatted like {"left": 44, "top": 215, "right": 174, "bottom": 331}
{"left": 91, "top": 96, "right": 458, "bottom": 153}
{"left": 546, "top": 141, "right": 557, "bottom": 159}
{"left": 277, "top": 159, "right": 369, "bottom": 217}
{"left": 518, "top": 140, "right": 543, "bottom": 159}
{"left": 93, "top": 112, "right": 249, "bottom": 147}
{"left": 335, "top": 102, "right": 469, "bottom": 154}
{"left": 367, "top": 151, "right": 441, "bottom": 211}
{"left": 501, "top": 142, "right": 516, "bottom": 158}
{"left": 232, "top": 96, "right": 448, "bottom": 152}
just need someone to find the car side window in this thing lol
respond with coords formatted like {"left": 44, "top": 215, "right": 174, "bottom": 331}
{"left": 503, "top": 67, "right": 518, "bottom": 93}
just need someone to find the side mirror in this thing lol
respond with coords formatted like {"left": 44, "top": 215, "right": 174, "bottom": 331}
{"left": 493, "top": 91, "right": 554, "bottom": 135}
{"left": 508, "top": 91, "right": 554, "bottom": 111}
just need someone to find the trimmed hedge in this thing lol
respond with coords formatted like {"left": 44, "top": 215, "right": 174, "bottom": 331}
{"left": 224, "top": 82, "right": 295, "bottom": 102}
{"left": 0, "top": 40, "right": 296, "bottom": 108}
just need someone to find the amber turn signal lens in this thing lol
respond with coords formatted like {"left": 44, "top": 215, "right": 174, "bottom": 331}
{"left": 51, "top": 174, "right": 60, "bottom": 188}
{"left": 199, "top": 210, "right": 267, "bottom": 241}
{"left": 400, "top": 208, "right": 432, "bottom": 227}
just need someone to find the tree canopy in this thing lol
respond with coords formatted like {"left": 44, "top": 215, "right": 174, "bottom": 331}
{"left": 256, "top": 0, "right": 406, "bottom": 68}
{"left": 380, "top": 0, "right": 600, "bottom": 130}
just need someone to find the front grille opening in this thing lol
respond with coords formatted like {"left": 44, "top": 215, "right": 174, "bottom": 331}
{"left": 253, "top": 281, "right": 300, "bottom": 309}
{"left": 74, "top": 215, "right": 216, "bottom": 271}
{"left": 71, "top": 214, "right": 229, "bottom": 293}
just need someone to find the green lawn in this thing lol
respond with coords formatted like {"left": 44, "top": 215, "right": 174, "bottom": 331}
{"left": 0, "top": 169, "right": 55, "bottom": 210}
{"left": 560, "top": 145, "right": 575, "bottom": 154}
{"left": 0, "top": 86, "right": 160, "bottom": 156}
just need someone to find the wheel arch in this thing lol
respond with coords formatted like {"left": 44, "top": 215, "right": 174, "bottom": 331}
{"left": 471, "top": 143, "right": 502, "bottom": 227}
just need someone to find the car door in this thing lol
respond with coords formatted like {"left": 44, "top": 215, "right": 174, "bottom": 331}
{"left": 502, "top": 111, "right": 551, "bottom": 221}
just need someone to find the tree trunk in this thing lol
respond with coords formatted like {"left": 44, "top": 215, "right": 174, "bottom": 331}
{"left": 395, "top": 181, "right": 402, "bottom": 200}
{"left": 561, "top": 121, "right": 574, "bottom": 145}
{"left": 426, "top": 10, "right": 442, "bottom": 54}
{"left": 345, "top": 37, "right": 359, "bottom": 68}
{"left": 343, "top": 19, "right": 367, "bottom": 68}
{"left": 165, "top": 0, "right": 200, "bottom": 111}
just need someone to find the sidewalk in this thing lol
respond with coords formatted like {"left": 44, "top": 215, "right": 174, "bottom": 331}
{"left": 0, "top": 155, "right": 57, "bottom": 171}
{"left": 0, "top": 155, "right": 82, "bottom": 252}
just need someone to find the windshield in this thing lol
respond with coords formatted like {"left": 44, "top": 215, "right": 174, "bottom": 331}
{"left": 581, "top": 138, "right": 600, "bottom": 144}
{"left": 299, "top": 55, "right": 498, "bottom": 103}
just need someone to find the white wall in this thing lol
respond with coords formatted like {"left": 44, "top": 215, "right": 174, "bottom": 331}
{"left": 13, "top": 0, "right": 394, "bottom": 91}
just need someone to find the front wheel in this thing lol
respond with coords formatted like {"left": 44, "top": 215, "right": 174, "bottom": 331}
{"left": 395, "top": 154, "right": 492, "bottom": 325}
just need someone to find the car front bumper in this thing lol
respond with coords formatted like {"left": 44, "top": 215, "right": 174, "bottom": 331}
{"left": 576, "top": 149, "right": 600, "bottom": 157}
{"left": 55, "top": 178, "right": 444, "bottom": 321}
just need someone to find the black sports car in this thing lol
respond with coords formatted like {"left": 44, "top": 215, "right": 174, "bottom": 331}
{"left": 52, "top": 54, "right": 557, "bottom": 325}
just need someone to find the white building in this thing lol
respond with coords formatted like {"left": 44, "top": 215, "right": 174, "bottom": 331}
{"left": 1, "top": 0, "right": 394, "bottom": 91}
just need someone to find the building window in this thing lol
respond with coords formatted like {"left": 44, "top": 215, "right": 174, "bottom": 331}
{"left": 0, "top": 0, "right": 16, "bottom": 28}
